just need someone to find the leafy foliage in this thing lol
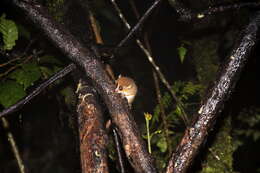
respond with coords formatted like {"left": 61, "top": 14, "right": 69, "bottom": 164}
{"left": 201, "top": 117, "right": 234, "bottom": 173}
{"left": 0, "top": 14, "right": 18, "bottom": 50}
{"left": 0, "top": 80, "right": 26, "bottom": 108}
{"left": 0, "top": 53, "right": 65, "bottom": 108}
{"left": 152, "top": 81, "right": 202, "bottom": 128}
{"left": 46, "top": 0, "right": 65, "bottom": 22}
{"left": 143, "top": 81, "right": 202, "bottom": 170}
{"left": 39, "top": 55, "right": 64, "bottom": 79}
{"left": 9, "top": 63, "right": 41, "bottom": 89}
{"left": 233, "top": 107, "right": 260, "bottom": 147}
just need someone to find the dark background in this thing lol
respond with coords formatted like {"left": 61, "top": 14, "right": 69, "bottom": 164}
{"left": 0, "top": 0, "right": 259, "bottom": 172}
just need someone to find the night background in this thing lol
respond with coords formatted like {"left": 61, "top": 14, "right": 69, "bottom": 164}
{"left": 0, "top": 0, "right": 259, "bottom": 172}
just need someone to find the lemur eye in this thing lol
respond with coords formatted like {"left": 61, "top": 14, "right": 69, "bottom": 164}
{"left": 118, "top": 86, "right": 123, "bottom": 91}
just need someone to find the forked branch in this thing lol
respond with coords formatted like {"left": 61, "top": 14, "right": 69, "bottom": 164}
{"left": 12, "top": 1, "right": 156, "bottom": 172}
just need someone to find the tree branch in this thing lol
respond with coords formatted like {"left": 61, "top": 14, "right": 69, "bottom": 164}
{"left": 170, "top": 1, "right": 260, "bottom": 21}
{"left": 1, "top": 117, "right": 25, "bottom": 173}
{"left": 113, "top": 128, "right": 126, "bottom": 173}
{"left": 0, "top": 63, "right": 76, "bottom": 118}
{"left": 166, "top": 11, "right": 260, "bottom": 173}
{"left": 113, "top": 0, "right": 162, "bottom": 51}
{"left": 12, "top": 1, "right": 156, "bottom": 172}
{"left": 77, "top": 82, "right": 109, "bottom": 173}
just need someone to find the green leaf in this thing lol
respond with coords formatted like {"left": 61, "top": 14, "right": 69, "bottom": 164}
{"left": 9, "top": 63, "right": 41, "bottom": 89}
{"left": 177, "top": 46, "right": 187, "bottom": 63}
{"left": 0, "top": 80, "right": 26, "bottom": 108}
{"left": 22, "top": 63, "right": 41, "bottom": 80}
{"left": 156, "top": 136, "right": 167, "bottom": 153}
{"left": 0, "top": 14, "right": 18, "bottom": 50}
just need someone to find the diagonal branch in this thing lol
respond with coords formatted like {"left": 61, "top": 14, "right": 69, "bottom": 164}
{"left": 170, "top": 0, "right": 260, "bottom": 21}
{"left": 166, "top": 11, "right": 260, "bottom": 173}
{"left": 0, "top": 63, "right": 76, "bottom": 118}
{"left": 11, "top": 1, "right": 156, "bottom": 172}
{"left": 113, "top": 0, "right": 162, "bottom": 51}
{"left": 113, "top": 128, "right": 126, "bottom": 173}
{"left": 1, "top": 117, "right": 25, "bottom": 173}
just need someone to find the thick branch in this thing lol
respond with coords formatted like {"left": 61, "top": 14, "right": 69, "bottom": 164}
{"left": 12, "top": 1, "right": 156, "bottom": 172}
{"left": 77, "top": 82, "right": 109, "bottom": 173}
{"left": 166, "top": 12, "right": 260, "bottom": 173}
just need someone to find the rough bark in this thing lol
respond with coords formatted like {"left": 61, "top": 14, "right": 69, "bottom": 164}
{"left": 166, "top": 11, "right": 260, "bottom": 173}
{"left": 77, "top": 82, "right": 109, "bottom": 173}
{"left": 12, "top": 1, "right": 156, "bottom": 172}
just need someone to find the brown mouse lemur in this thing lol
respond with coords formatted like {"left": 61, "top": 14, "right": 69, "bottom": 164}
{"left": 115, "top": 76, "right": 137, "bottom": 106}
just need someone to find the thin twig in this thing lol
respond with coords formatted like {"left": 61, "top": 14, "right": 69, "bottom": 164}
{"left": 0, "top": 50, "right": 43, "bottom": 79}
{"left": 152, "top": 71, "right": 172, "bottom": 154}
{"left": 0, "top": 57, "right": 21, "bottom": 67}
{"left": 0, "top": 38, "right": 38, "bottom": 68}
{"left": 1, "top": 117, "right": 25, "bottom": 173}
{"left": 113, "top": 128, "right": 126, "bottom": 173}
{"left": 89, "top": 11, "right": 103, "bottom": 44}
{"left": 141, "top": 17, "right": 172, "bottom": 152}
{"left": 128, "top": 0, "right": 140, "bottom": 19}
{"left": 128, "top": 2, "right": 171, "bottom": 145}
{"left": 110, "top": 0, "right": 189, "bottom": 124}
{"left": 112, "top": 0, "right": 162, "bottom": 51}
{"left": 0, "top": 54, "right": 34, "bottom": 78}
{"left": 0, "top": 63, "right": 76, "bottom": 118}
{"left": 88, "top": 10, "right": 116, "bottom": 80}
